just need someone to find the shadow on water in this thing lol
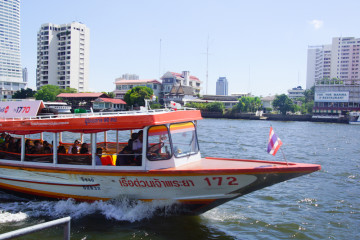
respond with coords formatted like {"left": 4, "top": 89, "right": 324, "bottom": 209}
{"left": 70, "top": 215, "right": 238, "bottom": 240}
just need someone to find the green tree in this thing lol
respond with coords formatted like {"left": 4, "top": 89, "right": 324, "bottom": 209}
{"left": 304, "top": 86, "right": 315, "bottom": 103}
{"left": 232, "top": 96, "right": 262, "bottom": 113}
{"left": 62, "top": 87, "right": 77, "bottom": 94}
{"left": 34, "top": 85, "right": 77, "bottom": 101}
{"left": 205, "top": 102, "right": 224, "bottom": 112}
{"left": 35, "top": 85, "right": 61, "bottom": 101}
{"left": 185, "top": 102, "right": 206, "bottom": 110}
{"left": 124, "top": 86, "right": 153, "bottom": 107}
{"left": 150, "top": 103, "right": 162, "bottom": 109}
{"left": 12, "top": 88, "right": 36, "bottom": 99}
{"left": 294, "top": 86, "right": 315, "bottom": 114}
{"left": 103, "top": 91, "right": 115, "bottom": 98}
{"left": 272, "top": 94, "right": 295, "bottom": 115}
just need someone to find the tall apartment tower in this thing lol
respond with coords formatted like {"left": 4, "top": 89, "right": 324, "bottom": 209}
{"left": 216, "top": 77, "right": 228, "bottom": 95}
{"left": 22, "top": 67, "right": 28, "bottom": 83}
{"left": 36, "top": 22, "right": 90, "bottom": 92}
{"left": 307, "top": 37, "right": 360, "bottom": 89}
{"left": 306, "top": 45, "right": 331, "bottom": 89}
{"left": 0, "top": 0, "right": 25, "bottom": 99}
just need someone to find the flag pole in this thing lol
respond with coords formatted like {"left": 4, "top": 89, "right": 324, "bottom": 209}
{"left": 280, "top": 148, "right": 289, "bottom": 166}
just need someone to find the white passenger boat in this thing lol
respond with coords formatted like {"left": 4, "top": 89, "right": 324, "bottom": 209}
{"left": 43, "top": 102, "right": 72, "bottom": 114}
{"left": 0, "top": 101, "right": 320, "bottom": 214}
{"left": 349, "top": 112, "right": 360, "bottom": 125}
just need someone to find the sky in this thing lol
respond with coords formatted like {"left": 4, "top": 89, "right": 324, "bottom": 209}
{"left": 20, "top": 0, "right": 360, "bottom": 96}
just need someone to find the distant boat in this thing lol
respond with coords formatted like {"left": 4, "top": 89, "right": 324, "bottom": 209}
{"left": 349, "top": 112, "right": 360, "bottom": 125}
{"left": 44, "top": 102, "right": 71, "bottom": 114}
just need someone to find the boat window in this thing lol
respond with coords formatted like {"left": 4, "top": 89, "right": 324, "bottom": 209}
{"left": 147, "top": 125, "right": 172, "bottom": 161}
{"left": 0, "top": 134, "right": 22, "bottom": 161}
{"left": 170, "top": 122, "right": 199, "bottom": 158}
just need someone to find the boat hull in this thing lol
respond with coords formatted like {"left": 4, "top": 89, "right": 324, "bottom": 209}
{"left": 0, "top": 158, "right": 320, "bottom": 214}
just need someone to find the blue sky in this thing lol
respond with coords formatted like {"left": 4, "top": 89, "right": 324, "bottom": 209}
{"left": 21, "top": 0, "right": 360, "bottom": 96}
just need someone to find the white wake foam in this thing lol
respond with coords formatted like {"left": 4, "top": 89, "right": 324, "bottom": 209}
{"left": 0, "top": 211, "right": 27, "bottom": 223}
{"left": 0, "top": 198, "right": 179, "bottom": 223}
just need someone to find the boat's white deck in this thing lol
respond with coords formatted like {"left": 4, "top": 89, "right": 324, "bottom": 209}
{"left": 158, "top": 157, "right": 320, "bottom": 174}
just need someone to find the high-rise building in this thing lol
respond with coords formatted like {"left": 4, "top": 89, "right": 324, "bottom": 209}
{"left": 216, "top": 77, "right": 228, "bottom": 95}
{"left": 36, "top": 22, "right": 90, "bottom": 92}
{"left": 307, "top": 37, "right": 360, "bottom": 116}
{"left": 22, "top": 67, "right": 28, "bottom": 83}
{"left": 0, "top": 0, "right": 25, "bottom": 99}
{"left": 307, "top": 37, "right": 360, "bottom": 89}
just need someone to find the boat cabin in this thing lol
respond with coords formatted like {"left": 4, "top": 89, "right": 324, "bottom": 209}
{"left": 0, "top": 106, "right": 202, "bottom": 171}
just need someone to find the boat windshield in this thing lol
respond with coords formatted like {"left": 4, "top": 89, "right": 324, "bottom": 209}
{"left": 169, "top": 122, "right": 199, "bottom": 158}
{"left": 146, "top": 125, "right": 172, "bottom": 161}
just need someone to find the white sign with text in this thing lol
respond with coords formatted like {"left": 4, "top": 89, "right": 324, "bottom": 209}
{"left": 315, "top": 92, "right": 349, "bottom": 102}
{"left": 0, "top": 100, "right": 44, "bottom": 118}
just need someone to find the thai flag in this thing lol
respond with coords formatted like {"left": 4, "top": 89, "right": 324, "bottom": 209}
{"left": 267, "top": 127, "right": 283, "bottom": 156}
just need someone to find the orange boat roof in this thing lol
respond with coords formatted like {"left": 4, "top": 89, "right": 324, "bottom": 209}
{"left": 0, "top": 109, "right": 202, "bottom": 135}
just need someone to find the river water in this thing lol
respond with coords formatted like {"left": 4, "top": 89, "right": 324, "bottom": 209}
{"left": 0, "top": 119, "right": 359, "bottom": 239}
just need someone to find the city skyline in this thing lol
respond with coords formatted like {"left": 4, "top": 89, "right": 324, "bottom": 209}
{"left": 20, "top": 0, "right": 360, "bottom": 96}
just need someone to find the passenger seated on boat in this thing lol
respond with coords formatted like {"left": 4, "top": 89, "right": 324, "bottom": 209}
{"left": 127, "top": 133, "right": 138, "bottom": 151}
{"left": 0, "top": 133, "right": 5, "bottom": 150}
{"left": 0, "top": 133, "right": 5, "bottom": 144}
{"left": 116, "top": 145, "right": 133, "bottom": 166}
{"left": 30, "top": 140, "right": 43, "bottom": 154}
{"left": 43, "top": 141, "right": 52, "bottom": 154}
{"left": 95, "top": 147, "right": 102, "bottom": 165}
{"left": 57, "top": 145, "right": 66, "bottom": 154}
{"left": 68, "top": 140, "right": 80, "bottom": 154}
{"left": 79, "top": 143, "right": 89, "bottom": 154}
{"left": 25, "top": 139, "right": 32, "bottom": 153}
{"left": 3, "top": 134, "right": 10, "bottom": 149}
{"left": 7, "top": 137, "right": 16, "bottom": 152}
{"left": 70, "top": 146, "right": 78, "bottom": 154}
{"left": 14, "top": 139, "right": 21, "bottom": 153}
{"left": 132, "top": 130, "right": 143, "bottom": 153}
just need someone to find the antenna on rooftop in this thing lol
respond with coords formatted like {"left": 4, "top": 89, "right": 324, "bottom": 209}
{"left": 206, "top": 35, "right": 209, "bottom": 94}
{"left": 202, "top": 35, "right": 212, "bottom": 95}
{"left": 248, "top": 65, "right": 251, "bottom": 94}
{"left": 207, "top": 36, "right": 209, "bottom": 94}
{"left": 159, "top": 39, "right": 162, "bottom": 79}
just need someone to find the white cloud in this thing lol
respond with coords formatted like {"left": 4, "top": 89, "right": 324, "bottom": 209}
{"left": 309, "top": 19, "right": 324, "bottom": 30}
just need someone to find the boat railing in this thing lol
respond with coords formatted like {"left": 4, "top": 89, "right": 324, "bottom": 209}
{"left": 0, "top": 216, "right": 71, "bottom": 240}
{"left": 0, "top": 107, "right": 197, "bottom": 121}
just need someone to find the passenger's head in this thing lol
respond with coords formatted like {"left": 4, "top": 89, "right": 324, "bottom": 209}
{"left": 138, "top": 130, "right": 143, "bottom": 141}
{"left": 58, "top": 145, "right": 66, "bottom": 153}
{"left": 96, "top": 147, "right": 102, "bottom": 155}
{"left": 71, "top": 146, "right": 78, "bottom": 154}
{"left": 131, "top": 133, "right": 138, "bottom": 140}
{"left": 74, "top": 140, "right": 80, "bottom": 145}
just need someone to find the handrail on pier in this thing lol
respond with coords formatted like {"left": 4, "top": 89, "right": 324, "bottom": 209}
{"left": 0, "top": 216, "right": 71, "bottom": 240}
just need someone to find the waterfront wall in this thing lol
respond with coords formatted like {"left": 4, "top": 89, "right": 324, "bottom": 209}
{"left": 200, "top": 111, "right": 349, "bottom": 123}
